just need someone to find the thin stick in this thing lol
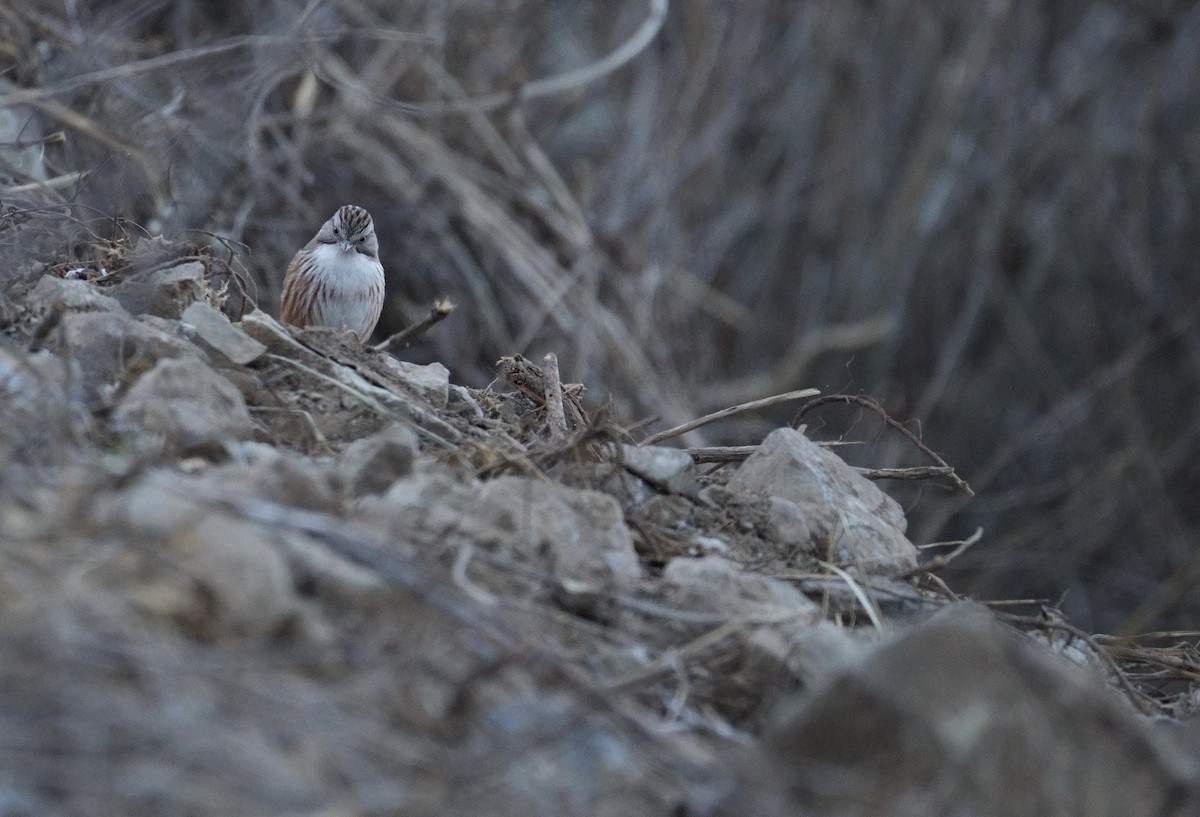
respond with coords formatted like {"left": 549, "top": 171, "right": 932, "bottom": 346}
{"left": 2, "top": 171, "right": 86, "bottom": 195}
{"left": 372, "top": 298, "right": 454, "bottom": 353}
{"left": 542, "top": 352, "right": 568, "bottom": 440}
{"left": 818, "top": 560, "right": 885, "bottom": 632}
{"left": 794, "top": 394, "right": 974, "bottom": 496}
{"left": 900, "top": 527, "right": 984, "bottom": 577}
{"left": 687, "top": 445, "right": 758, "bottom": 463}
{"left": 687, "top": 446, "right": 959, "bottom": 487}
{"left": 641, "top": 387, "right": 820, "bottom": 447}
{"left": 855, "top": 465, "right": 957, "bottom": 481}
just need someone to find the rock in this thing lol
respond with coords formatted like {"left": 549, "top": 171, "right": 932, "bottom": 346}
{"left": 205, "top": 447, "right": 339, "bottom": 512}
{"left": 26, "top": 275, "right": 123, "bottom": 314}
{"left": 334, "top": 422, "right": 417, "bottom": 498}
{"left": 479, "top": 477, "right": 642, "bottom": 589}
{"left": 725, "top": 604, "right": 1200, "bottom": 817}
{"left": 58, "top": 310, "right": 196, "bottom": 408}
{"left": 662, "top": 555, "right": 817, "bottom": 618}
{"left": 382, "top": 358, "right": 450, "bottom": 408}
{"left": 727, "top": 428, "right": 917, "bottom": 574}
{"left": 113, "top": 357, "right": 254, "bottom": 453}
{"left": 0, "top": 347, "right": 86, "bottom": 464}
{"left": 658, "top": 556, "right": 855, "bottom": 724}
{"left": 0, "top": 289, "right": 19, "bottom": 329}
{"left": 279, "top": 530, "right": 387, "bottom": 605}
{"left": 107, "top": 261, "right": 207, "bottom": 319}
{"left": 90, "top": 470, "right": 300, "bottom": 639}
{"left": 376, "top": 474, "right": 641, "bottom": 593}
{"left": 181, "top": 301, "right": 267, "bottom": 365}
{"left": 240, "top": 308, "right": 312, "bottom": 356}
{"left": 621, "top": 444, "right": 698, "bottom": 496}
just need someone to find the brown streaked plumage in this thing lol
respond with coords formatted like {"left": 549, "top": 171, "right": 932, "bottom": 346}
{"left": 280, "top": 205, "right": 385, "bottom": 342}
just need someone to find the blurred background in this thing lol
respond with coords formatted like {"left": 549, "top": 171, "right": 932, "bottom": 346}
{"left": 3, "top": 0, "right": 1199, "bottom": 632}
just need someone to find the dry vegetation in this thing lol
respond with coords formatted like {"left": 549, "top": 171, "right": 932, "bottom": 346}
{"left": 2, "top": 0, "right": 1200, "bottom": 812}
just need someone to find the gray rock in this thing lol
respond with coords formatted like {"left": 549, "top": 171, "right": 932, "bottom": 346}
{"left": 376, "top": 473, "right": 640, "bottom": 592}
{"left": 205, "top": 447, "right": 339, "bottom": 512}
{"left": 90, "top": 470, "right": 300, "bottom": 638}
{"left": 381, "top": 357, "right": 450, "bottom": 408}
{"left": 0, "top": 347, "right": 86, "bottom": 464}
{"left": 114, "top": 357, "right": 254, "bottom": 452}
{"left": 181, "top": 300, "right": 267, "bottom": 365}
{"left": 107, "top": 261, "right": 207, "bottom": 319}
{"left": 622, "top": 444, "right": 698, "bottom": 495}
{"left": 59, "top": 310, "right": 196, "bottom": 408}
{"left": 727, "top": 428, "right": 917, "bottom": 574}
{"left": 335, "top": 422, "right": 418, "bottom": 498}
{"left": 659, "top": 556, "right": 858, "bottom": 724}
{"left": 662, "top": 555, "right": 817, "bottom": 618}
{"left": 26, "top": 275, "right": 123, "bottom": 314}
{"left": 726, "top": 603, "right": 1200, "bottom": 817}
{"left": 240, "top": 308, "right": 330, "bottom": 369}
{"left": 479, "top": 477, "right": 642, "bottom": 589}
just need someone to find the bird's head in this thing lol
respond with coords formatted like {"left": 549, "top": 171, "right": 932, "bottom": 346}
{"left": 319, "top": 205, "right": 379, "bottom": 258}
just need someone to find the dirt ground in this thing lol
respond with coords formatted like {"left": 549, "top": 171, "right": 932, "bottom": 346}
{"left": 0, "top": 237, "right": 1197, "bottom": 816}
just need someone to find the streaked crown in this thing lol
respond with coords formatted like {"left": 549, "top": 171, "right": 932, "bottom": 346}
{"left": 333, "top": 205, "right": 374, "bottom": 238}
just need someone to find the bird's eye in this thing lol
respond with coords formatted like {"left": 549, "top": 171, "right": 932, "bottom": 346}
{"left": 358, "top": 236, "right": 364, "bottom": 243}
{"left": 333, "top": 227, "right": 340, "bottom": 235}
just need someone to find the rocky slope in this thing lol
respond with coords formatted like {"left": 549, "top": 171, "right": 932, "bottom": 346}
{"left": 0, "top": 242, "right": 1197, "bottom": 816}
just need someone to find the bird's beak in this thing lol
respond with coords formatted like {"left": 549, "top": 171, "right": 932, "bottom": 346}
{"left": 339, "top": 239, "right": 352, "bottom": 253}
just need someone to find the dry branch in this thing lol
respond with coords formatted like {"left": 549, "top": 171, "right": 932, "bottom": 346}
{"left": 372, "top": 298, "right": 455, "bottom": 353}
{"left": 641, "top": 387, "right": 820, "bottom": 447}
{"left": 794, "top": 394, "right": 974, "bottom": 497}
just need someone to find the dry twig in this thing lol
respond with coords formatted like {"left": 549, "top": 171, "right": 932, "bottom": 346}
{"left": 793, "top": 394, "right": 974, "bottom": 496}
{"left": 541, "top": 352, "right": 568, "bottom": 441}
{"left": 641, "top": 387, "right": 820, "bottom": 447}
{"left": 901, "top": 527, "right": 984, "bottom": 577}
{"left": 372, "top": 298, "right": 455, "bottom": 353}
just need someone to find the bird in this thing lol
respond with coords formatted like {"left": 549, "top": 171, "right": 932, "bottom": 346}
{"left": 280, "top": 205, "right": 385, "bottom": 342}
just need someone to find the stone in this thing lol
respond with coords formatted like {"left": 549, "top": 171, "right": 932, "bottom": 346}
{"left": 58, "top": 310, "right": 196, "bottom": 408}
{"left": 0, "top": 347, "right": 86, "bottom": 464}
{"left": 113, "top": 357, "right": 254, "bottom": 452}
{"left": 334, "top": 422, "right": 418, "bottom": 498}
{"left": 725, "top": 604, "right": 1200, "bottom": 817}
{"left": 90, "top": 470, "right": 300, "bottom": 638}
{"left": 181, "top": 300, "right": 267, "bottom": 365}
{"left": 205, "top": 448, "right": 339, "bottom": 512}
{"left": 240, "top": 308, "right": 338, "bottom": 373}
{"left": 376, "top": 473, "right": 641, "bottom": 592}
{"left": 659, "top": 556, "right": 856, "bottom": 725}
{"left": 621, "top": 444, "right": 698, "bottom": 496}
{"left": 107, "top": 261, "right": 206, "bottom": 319}
{"left": 727, "top": 428, "right": 917, "bottom": 574}
{"left": 662, "top": 555, "right": 817, "bottom": 619}
{"left": 382, "top": 358, "right": 450, "bottom": 408}
{"left": 26, "top": 275, "right": 123, "bottom": 314}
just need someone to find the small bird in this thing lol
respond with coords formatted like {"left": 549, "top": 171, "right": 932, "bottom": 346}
{"left": 280, "top": 205, "right": 385, "bottom": 342}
